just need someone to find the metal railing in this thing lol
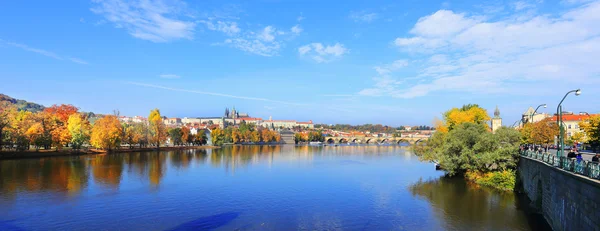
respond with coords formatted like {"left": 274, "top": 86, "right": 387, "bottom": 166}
{"left": 520, "top": 150, "right": 600, "bottom": 180}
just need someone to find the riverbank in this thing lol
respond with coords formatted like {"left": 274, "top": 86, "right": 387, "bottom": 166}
{"left": 0, "top": 145, "right": 220, "bottom": 160}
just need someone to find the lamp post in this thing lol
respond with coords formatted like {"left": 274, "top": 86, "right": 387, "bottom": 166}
{"left": 512, "top": 119, "right": 522, "bottom": 128}
{"left": 556, "top": 89, "right": 581, "bottom": 158}
{"left": 531, "top": 104, "right": 547, "bottom": 124}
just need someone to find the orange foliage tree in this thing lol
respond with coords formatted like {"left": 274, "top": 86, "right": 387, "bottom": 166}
{"left": 44, "top": 104, "right": 78, "bottom": 150}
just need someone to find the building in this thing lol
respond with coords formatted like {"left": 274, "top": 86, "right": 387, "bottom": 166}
{"left": 548, "top": 112, "right": 596, "bottom": 139}
{"left": 521, "top": 107, "right": 551, "bottom": 126}
{"left": 182, "top": 117, "right": 201, "bottom": 124}
{"left": 163, "top": 118, "right": 182, "bottom": 127}
{"left": 491, "top": 106, "right": 502, "bottom": 133}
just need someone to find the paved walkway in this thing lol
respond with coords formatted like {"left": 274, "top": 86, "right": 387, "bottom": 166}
{"left": 544, "top": 149, "right": 597, "bottom": 161}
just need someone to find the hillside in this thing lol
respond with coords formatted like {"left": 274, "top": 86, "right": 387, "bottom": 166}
{"left": 0, "top": 94, "right": 45, "bottom": 112}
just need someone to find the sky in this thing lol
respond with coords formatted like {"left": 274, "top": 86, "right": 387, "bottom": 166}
{"left": 1, "top": 0, "right": 599, "bottom": 126}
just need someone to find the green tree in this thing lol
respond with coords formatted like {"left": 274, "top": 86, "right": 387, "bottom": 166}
{"left": 168, "top": 128, "right": 183, "bottom": 146}
{"left": 149, "top": 109, "right": 166, "bottom": 148}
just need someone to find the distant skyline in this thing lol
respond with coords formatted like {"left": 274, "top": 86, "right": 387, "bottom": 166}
{"left": 1, "top": 0, "right": 599, "bottom": 126}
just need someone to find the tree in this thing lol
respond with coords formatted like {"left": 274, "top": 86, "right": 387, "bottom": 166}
{"left": 168, "top": 128, "right": 183, "bottom": 146}
{"left": 294, "top": 133, "right": 304, "bottom": 144}
{"left": 0, "top": 102, "right": 17, "bottom": 150}
{"left": 579, "top": 115, "right": 600, "bottom": 152}
{"left": 231, "top": 129, "right": 240, "bottom": 143}
{"left": 90, "top": 115, "right": 123, "bottom": 151}
{"left": 67, "top": 113, "right": 91, "bottom": 150}
{"left": 211, "top": 128, "right": 225, "bottom": 146}
{"left": 10, "top": 110, "right": 34, "bottom": 151}
{"left": 439, "top": 104, "right": 490, "bottom": 132}
{"left": 416, "top": 122, "right": 520, "bottom": 176}
{"left": 194, "top": 130, "right": 207, "bottom": 145}
{"left": 250, "top": 130, "right": 261, "bottom": 143}
{"left": 529, "top": 118, "right": 558, "bottom": 147}
{"left": 181, "top": 126, "right": 190, "bottom": 145}
{"left": 149, "top": 109, "right": 166, "bottom": 148}
{"left": 569, "top": 132, "right": 587, "bottom": 146}
{"left": 44, "top": 104, "right": 78, "bottom": 150}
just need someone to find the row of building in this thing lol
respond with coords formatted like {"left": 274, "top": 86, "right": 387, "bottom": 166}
{"left": 118, "top": 107, "right": 314, "bottom": 130}
{"left": 517, "top": 106, "right": 597, "bottom": 140}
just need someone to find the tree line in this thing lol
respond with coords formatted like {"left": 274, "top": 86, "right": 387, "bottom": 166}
{"left": 210, "top": 121, "right": 281, "bottom": 146}
{"left": 0, "top": 102, "right": 208, "bottom": 152}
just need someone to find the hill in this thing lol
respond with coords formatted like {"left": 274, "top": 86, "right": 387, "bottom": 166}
{"left": 0, "top": 94, "right": 45, "bottom": 112}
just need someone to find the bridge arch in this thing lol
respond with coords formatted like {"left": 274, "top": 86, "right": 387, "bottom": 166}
{"left": 326, "top": 138, "right": 335, "bottom": 144}
{"left": 339, "top": 138, "right": 348, "bottom": 143}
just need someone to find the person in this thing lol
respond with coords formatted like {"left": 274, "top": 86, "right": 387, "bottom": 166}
{"left": 592, "top": 154, "right": 599, "bottom": 162}
{"left": 567, "top": 150, "right": 577, "bottom": 158}
{"left": 576, "top": 152, "right": 583, "bottom": 161}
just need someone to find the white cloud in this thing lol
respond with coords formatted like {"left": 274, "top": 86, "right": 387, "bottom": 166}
{"left": 513, "top": 1, "right": 536, "bottom": 11}
{"left": 159, "top": 74, "right": 180, "bottom": 79}
{"left": 91, "top": 0, "right": 195, "bottom": 43}
{"left": 2, "top": 40, "right": 88, "bottom": 65}
{"left": 291, "top": 25, "right": 303, "bottom": 34}
{"left": 258, "top": 26, "right": 276, "bottom": 42}
{"left": 199, "top": 20, "right": 240, "bottom": 36}
{"left": 298, "top": 43, "right": 349, "bottom": 63}
{"left": 374, "top": 60, "right": 409, "bottom": 75}
{"left": 224, "top": 37, "right": 281, "bottom": 57}
{"left": 409, "top": 10, "right": 479, "bottom": 37}
{"left": 297, "top": 15, "right": 305, "bottom": 21}
{"left": 364, "top": 2, "right": 600, "bottom": 98}
{"left": 350, "top": 11, "right": 378, "bottom": 22}
{"left": 68, "top": 57, "right": 89, "bottom": 65}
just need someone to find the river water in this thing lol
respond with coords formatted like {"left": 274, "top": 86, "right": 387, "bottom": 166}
{"left": 0, "top": 145, "right": 549, "bottom": 230}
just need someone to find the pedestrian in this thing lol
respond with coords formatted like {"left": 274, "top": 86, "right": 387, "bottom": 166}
{"left": 592, "top": 154, "right": 599, "bottom": 162}
{"left": 567, "top": 150, "right": 577, "bottom": 158}
{"left": 576, "top": 152, "right": 582, "bottom": 161}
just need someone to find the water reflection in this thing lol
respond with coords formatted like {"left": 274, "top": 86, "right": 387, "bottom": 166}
{"left": 0, "top": 146, "right": 408, "bottom": 195}
{"left": 0, "top": 145, "right": 548, "bottom": 231}
{"left": 408, "top": 177, "right": 550, "bottom": 231}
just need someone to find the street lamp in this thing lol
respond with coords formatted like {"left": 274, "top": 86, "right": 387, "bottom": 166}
{"left": 531, "top": 104, "right": 547, "bottom": 123}
{"left": 512, "top": 119, "right": 522, "bottom": 128}
{"left": 557, "top": 89, "right": 581, "bottom": 158}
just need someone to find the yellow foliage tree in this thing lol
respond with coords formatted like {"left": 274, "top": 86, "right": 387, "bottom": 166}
{"left": 250, "top": 130, "right": 261, "bottom": 143}
{"left": 438, "top": 104, "right": 491, "bottom": 132}
{"left": 67, "top": 113, "right": 91, "bottom": 150}
{"left": 149, "top": 109, "right": 166, "bottom": 147}
{"left": 90, "top": 115, "right": 123, "bottom": 151}
{"left": 231, "top": 129, "right": 241, "bottom": 144}
{"left": 579, "top": 115, "right": 600, "bottom": 151}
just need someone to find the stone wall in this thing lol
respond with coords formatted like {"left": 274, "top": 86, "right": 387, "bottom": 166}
{"left": 518, "top": 157, "right": 600, "bottom": 231}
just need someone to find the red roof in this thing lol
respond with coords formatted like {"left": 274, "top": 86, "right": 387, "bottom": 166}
{"left": 238, "top": 117, "right": 262, "bottom": 121}
{"left": 264, "top": 120, "right": 296, "bottom": 122}
{"left": 549, "top": 114, "right": 597, "bottom": 122}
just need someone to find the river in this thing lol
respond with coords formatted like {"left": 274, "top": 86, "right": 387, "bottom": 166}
{"left": 0, "top": 145, "right": 550, "bottom": 230}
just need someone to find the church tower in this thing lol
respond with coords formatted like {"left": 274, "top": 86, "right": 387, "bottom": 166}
{"left": 491, "top": 106, "right": 502, "bottom": 133}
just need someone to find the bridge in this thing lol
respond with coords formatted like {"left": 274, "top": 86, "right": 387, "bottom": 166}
{"left": 324, "top": 136, "right": 427, "bottom": 144}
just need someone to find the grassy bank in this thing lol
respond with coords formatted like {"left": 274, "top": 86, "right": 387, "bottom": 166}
{"left": 0, "top": 145, "right": 219, "bottom": 160}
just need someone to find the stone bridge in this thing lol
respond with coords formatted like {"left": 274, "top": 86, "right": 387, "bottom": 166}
{"left": 324, "top": 136, "right": 427, "bottom": 144}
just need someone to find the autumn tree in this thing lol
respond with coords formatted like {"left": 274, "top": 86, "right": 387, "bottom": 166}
{"left": 437, "top": 104, "right": 491, "bottom": 132}
{"left": 530, "top": 119, "right": 558, "bottom": 147}
{"left": 44, "top": 104, "right": 78, "bottom": 150}
{"left": 579, "top": 115, "right": 600, "bottom": 152}
{"left": 181, "top": 126, "right": 190, "bottom": 146}
{"left": 10, "top": 110, "right": 34, "bottom": 151}
{"left": 0, "top": 102, "right": 17, "bottom": 150}
{"left": 250, "top": 130, "right": 261, "bottom": 143}
{"left": 67, "top": 113, "right": 91, "bottom": 150}
{"left": 90, "top": 115, "right": 123, "bottom": 151}
{"left": 231, "top": 129, "right": 241, "bottom": 143}
{"left": 149, "top": 109, "right": 167, "bottom": 148}
{"left": 211, "top": 128, "right": 225, "bottom": 146}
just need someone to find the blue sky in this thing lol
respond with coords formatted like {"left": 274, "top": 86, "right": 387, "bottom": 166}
{"left": 1, "top": 0, "right": 599, "bottom": 126}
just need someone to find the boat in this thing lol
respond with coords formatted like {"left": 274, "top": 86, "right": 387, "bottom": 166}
{"left": 309, "top": 141, "right": 323, "bottom": 146}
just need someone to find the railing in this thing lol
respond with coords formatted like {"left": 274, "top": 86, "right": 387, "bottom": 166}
{"left": 520, "top": 150, "right": 600, "bottom": 180}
